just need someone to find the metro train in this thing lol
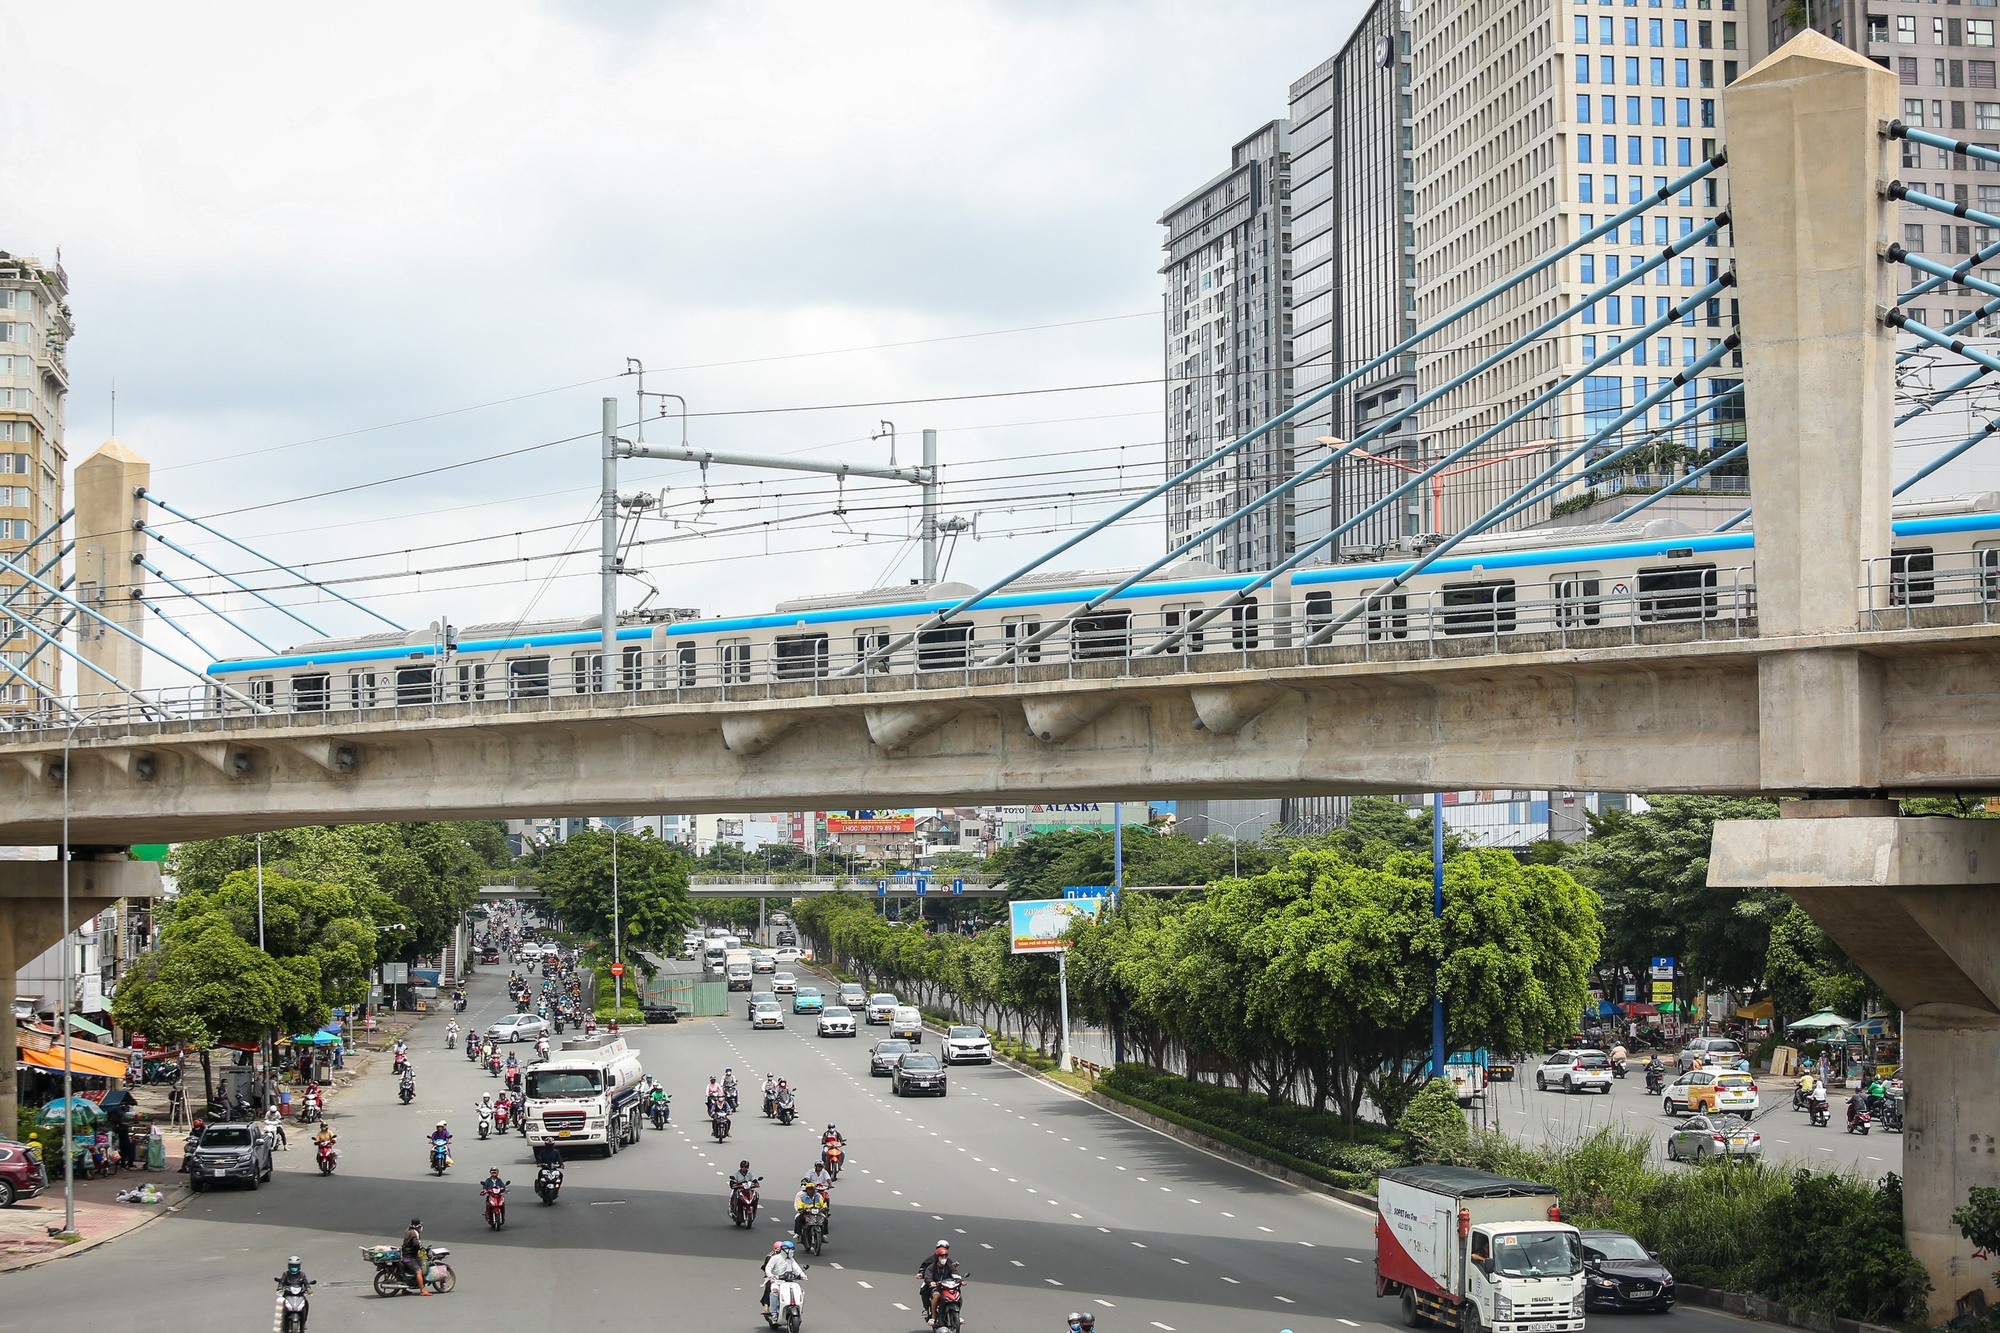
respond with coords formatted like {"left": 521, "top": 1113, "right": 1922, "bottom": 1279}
{"left": 205, "top": 493, "right": 2000, "bottom": 713}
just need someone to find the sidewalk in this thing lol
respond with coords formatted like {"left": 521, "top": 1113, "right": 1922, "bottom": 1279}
{"left": 0, "top": 1165, "right": 189, "bottom": 1268}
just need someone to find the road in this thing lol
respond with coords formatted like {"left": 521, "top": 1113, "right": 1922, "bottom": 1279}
{"left": 1482, "top": 1065, "right": 1903, "bottom": 1177}
{"left": 7, "top": 967, "right": 1779, "bottom": 1333}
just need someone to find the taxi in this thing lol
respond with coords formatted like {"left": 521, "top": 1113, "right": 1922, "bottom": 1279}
{"left": 1664, "top": 1068, "right": 1759, "bottom": 1115}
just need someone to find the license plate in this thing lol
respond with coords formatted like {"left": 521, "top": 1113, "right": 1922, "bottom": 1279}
{"left": 557, "top": 1131, "right": 571, "bottom": 1138}
{"left": 1729, "top": 1137, "right": 1749, "bottom": 1145}
{"left": 1630, "top": 1288, "right": 1654, "bottom": 1297}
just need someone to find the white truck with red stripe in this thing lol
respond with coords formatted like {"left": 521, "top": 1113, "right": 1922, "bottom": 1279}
{"left": 1375, "top": 1166, "right": 1586, "bottom": 1333}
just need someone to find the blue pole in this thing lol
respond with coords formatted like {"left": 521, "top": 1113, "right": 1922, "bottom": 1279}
{"left": 1112, "top": 802, "right": 1125, "bottom": 1066}
{"left": 1432, "top": 792, "right": 1446, "bottom": 1083}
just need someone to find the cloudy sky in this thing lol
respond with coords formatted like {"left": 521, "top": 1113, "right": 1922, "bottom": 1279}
{"left": 2, "top": 0, "right": 1368, "bottom": 679}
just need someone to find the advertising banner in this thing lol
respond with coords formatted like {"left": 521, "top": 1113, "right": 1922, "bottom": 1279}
{"left": 1008, "top": 897, "right": 1103, "bottom": 954}
{"left": 827, "top": 812, "right": 916, "bottom": 834}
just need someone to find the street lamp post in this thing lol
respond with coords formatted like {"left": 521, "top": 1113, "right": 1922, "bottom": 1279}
{"left": 1206, "top": 814, "right": 1268, "bottom": 877}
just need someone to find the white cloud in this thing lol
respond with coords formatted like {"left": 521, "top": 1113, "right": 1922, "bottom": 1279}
{"left": 1, "top": 0, "right": 1365, "bottom": 673}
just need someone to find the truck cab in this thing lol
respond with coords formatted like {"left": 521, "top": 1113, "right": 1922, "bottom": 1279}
{"left": 1377, "top": 1165, "right": 1586, "bottom": 1333}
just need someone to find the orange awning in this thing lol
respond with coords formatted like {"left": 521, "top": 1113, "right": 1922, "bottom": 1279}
{"left": 19, "top": 1045, "right": 130, "bottom": 1079}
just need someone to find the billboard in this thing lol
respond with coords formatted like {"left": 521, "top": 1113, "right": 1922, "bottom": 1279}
{"left": 827, "top": 815, "right": 916, "bottom": 835}
{"left": 1008, "top": 897, "right": 1103, "bottom": 954}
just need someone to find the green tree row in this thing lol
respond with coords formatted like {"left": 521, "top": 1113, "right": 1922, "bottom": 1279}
{"left": 526, "top": 828, "right": 696, "bottom": 977}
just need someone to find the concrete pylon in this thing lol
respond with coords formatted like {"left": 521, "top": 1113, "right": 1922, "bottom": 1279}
{"left": 0, "top": 858, "right": 162, "bottom": 1132}
{"left": 1710, "top": 806, "right": 2000, "bottom": 1317}
{"left": 1725, "top": 33, "right": 1897, "bottom": 791}
{"left": 72, "top": 439, "right": 149, "bottom": 709}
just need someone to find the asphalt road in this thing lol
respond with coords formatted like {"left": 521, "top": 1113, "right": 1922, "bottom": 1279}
{"left": 5, "top": 968, "right": 1784, "bottom": 1333}
{"left": 1482, "top": 1066, "right": 1904, "bottom": 1176}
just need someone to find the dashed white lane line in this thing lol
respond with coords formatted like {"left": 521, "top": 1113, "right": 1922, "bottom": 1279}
{"left": 1151, "top": 1322, "right": 1177, "bottom": 1330}
{"left": 1299, "top": 1240, "right": 1316, "bottom": 1248}
{"left": 1221, "top": 1277, "right": 1241, "bottom": 1285}
{"left": 1221, "top": 1211, "right": 1235, "bottom": 1218}
{"left": 1170, "top": 1258, "right": 1189, "bottom": 1266}
{"left": 1094, "top": 1299, "right": 1116, "bottom": 1307}
{"left": 979, "top": 1243, "right": 993, "bottom": 1250}
{"left": 1275, "top": 1295, "right": 1297, "bottom": 1304}
{"left": 1011, "top": 1260, "right": 1025, "bottom": 1268}
{"left": 892, "top": 1303, "right": 910, "bottom": 1311}
{"left": 856, "top": 1281, "right": 873, "bottom": 1289}
{"left": 1344, "top": 1256, "right": 1365, "bottom": 1264}
{"left": 1046, "top": 1278, "right": 1065, "bottom": 1287}
{"left": 1338, "top": 1320, "right": 1362, "bottom": 1327}
{"left": 1258, "top": 1225, "right": 1274, "bottom": 1232}
{"left": 1131, "top": 1242, "right": 1147, "bottom": 1248}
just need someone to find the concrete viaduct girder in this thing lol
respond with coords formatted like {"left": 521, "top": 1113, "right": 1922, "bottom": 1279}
{"left": 6, "top": 621, "right": 2000, "bottom": 846}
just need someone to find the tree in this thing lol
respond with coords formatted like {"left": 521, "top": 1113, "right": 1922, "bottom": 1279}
{"left": 535, "top": 830, "right": 694, "bottom": 969}
{"left": 170, "top": 870, "right": 384, "bottom": 1013}
{"left": 1765, "top": 904, "right": 1876, "bottom": 1020}
{"left": 111, "top": 917, "right": 306, "bottom": 1101}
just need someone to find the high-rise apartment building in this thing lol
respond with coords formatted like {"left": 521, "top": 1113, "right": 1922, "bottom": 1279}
{"left": 1774, "top": 0, "right": 2000, "bottom": 333}
{"left": 1406, "top": 0, "right": 1748, "bottom": 535}
{"left": 0, "top": 252, "right": 70, "bottom": 712}
{"left": 1160, "top": 121, "right": 1294, "bottom": 572}
{"left": 1291, "top": 0, "right": 1427, "bottom": 558}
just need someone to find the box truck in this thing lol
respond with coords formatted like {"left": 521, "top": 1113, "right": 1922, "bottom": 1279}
{"left": 1375, "top": 1165, "right": 1586, "bottom": 1333}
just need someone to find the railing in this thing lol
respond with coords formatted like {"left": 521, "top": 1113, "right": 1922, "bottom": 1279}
{"left": 0, "top": 570, "right": 1771, "bottom": 739}
{"left": 1860, "top": 556, "right": 2000, "bottom": 629}
{"left": 1596, "top": 473, "right": 1750, "bottom": 496}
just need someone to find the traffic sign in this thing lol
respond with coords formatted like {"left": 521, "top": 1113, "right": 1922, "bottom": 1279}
{"left": 1063, "top": 887, "right": 1109, "bottom": 901}
{"left": 950, "top": 878, "right": 964, "bottom": 895}
{"left": 915, "top": 876, "right": 929, "bottom": 896}
{"left": 608, "top": 962, "right": 625, "bottom": 978}
{"left": 875, "top": 880, "right": 888, "bottom": 896}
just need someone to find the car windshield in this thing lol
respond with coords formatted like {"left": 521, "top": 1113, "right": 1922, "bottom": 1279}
{"left": 901, "top": 1054, "right": 942, "bottom": 1070}
{"left": 1710, "top": 1113, "right": 1752, "bottom": 1130}
{"left": 202, "top": 1127, "right": 253, "bottom": 1147}
{"left": 526, "top": 1069, "right": 601, "bottom": 1098}
{"left": 1491, "top": 1231, "right": 1583, "bottom": 1278}
{"left": 822, "top": 1007, "right": 851, "bottom": 1018}
{"left": 1588, "top": 1235, "right": 1650, "bottom": 1262}
{"left": 870, "top": 995, "right": 895, "bottom": 1005}
{"left": 948, "top": 1027, "right": 983, "bottom": 1038}
{"left": 797, "top": 988, "right": 820, "bottom": 997}
{"left": 1574, "top": 1052, "right": 1609, "bottom": 1068}
{"left": 876, "top": 1042, "right": 911, "bottom": 1056}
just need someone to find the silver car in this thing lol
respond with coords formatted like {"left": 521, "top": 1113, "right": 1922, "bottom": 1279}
{"left": 485, "top": 1013, "right": 550, "bottom": 1043}
{"left": 1665, "top": 1112, "right": 1762, "bottom": 1162}
{"left": 865, "top": 993, "right": 898, "bottom": 1024}
{"left": 1536, "top": 1048, "right": 1613, "bottom": 1094}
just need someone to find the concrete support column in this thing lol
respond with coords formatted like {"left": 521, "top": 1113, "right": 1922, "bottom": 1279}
{"left": 72, "top": 439, "right": 149, "bottom": 709}
{"left": 0, "top": 859, "right": 162, "bottom": 1131}
{"left": 1710, "top": 805, "right": 2000, "bottom": 1318}
{"left": 1725, "top": 34, "right": 1897, "bottom": 790}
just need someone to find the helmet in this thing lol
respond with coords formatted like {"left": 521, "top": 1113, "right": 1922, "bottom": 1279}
{"left": 436, "top": 1119, "right": 447, "bottom": 1127}
{"left": 1069, "top": 1316, "right": 1082, "bottom": 1326}
{"left": 410, "top": 1218, "right": 422, "bottom": 1227}
{"left": 1079, "top": 1317, "right": 1095, "bottom": 1330}
{"left": 287, "top": 1256, "right": 302, "bottom": 1271}
{"left": 740, "top": 1160, "right": 751, "bottom": 1170}
{"left": 772, "top": 1241, "right": 786, "bottom": 1252}
{"left": 936, "top": 1240, "right": 951, "bottom": 1253}
{"left": 781, "top": 1241, "right": 795, "bottom": 1251}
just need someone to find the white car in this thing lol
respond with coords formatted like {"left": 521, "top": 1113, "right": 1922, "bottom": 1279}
{"left": 1663, "top": 1068, "right": 1761, "bottom": 1117}
{"left": 1535, "top": 1048, "right": 1614, "bottom": 1094}
{"left": 817, "top": 1006, "right": 857, "bottom": 1038}
{"left": 751, "top": 1001, "right": 785, "bottom": 1031}
{"left": 866, "top": 993, "right": 898, "bottom": 1024}
{"left": 774, "top": 947, "right": 803, "bottom": 965}
{"left": 772, "top": 971, "right": 798, "bottom": 995}
{"left": 942, "top": 1026, "right": 993, "bottom": 1064}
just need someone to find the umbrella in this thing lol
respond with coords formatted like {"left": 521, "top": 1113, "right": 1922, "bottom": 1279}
{"left": 1786, "top": 1010, "right": 1856, "bottom": 1032}
{"left": 36, "top": 1097, "right": 105, "bottom": 1127}
{"left": 288, "top": 1031, "right": 341, "bottom": 1046}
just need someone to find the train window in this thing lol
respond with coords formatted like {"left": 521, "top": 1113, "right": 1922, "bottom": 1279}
{"left": 396, "top": 666, "right": 437, "bottom": 705}
{"left": 853, "top": 629, "right": 892, "bottom": 674}
{"left": 917, "top": 622, "right": 973, "bottom": 670}
{"left": 1162, "top": 603, "right": 1206, "bottom": 653}
{"left": 1980, "top": 546, "right": 2000, "bottom": 601}
{"left": 570, "top": 653, "right": 604, "bottom": 694}
{"left": 249, "top": 678, "right": 275, "bottom": 708}
{"left": 719, "top": 640, "right": 751, "bottom": 683}
{"left": 1441, "top": 580, "right": 1518, "bottom": 636}
{"left": 1890, "top": 547, "right": 1936, "bottom": 606}
{"left": 293, "top": 673, "right": 329, "bottom": 712}
{"left": 1303, "top": 591, "right": 1333, "bottom": 636}
{"left": 347, "top": 671, "right": 377, "bottom": 709}
{"left": 1637, "top": 564, "right": 1717, "bottom": 621}
{"left": 1073, "top": 609, "right": 1131, "bottom": 659}
{"left": 774, "top": 633, "right": 830, "bottom": 680}
{"left": 621, "top": 646, "right": 644, "bottom": 691}
{"left": 1554, "top": 573, "right": 1602, "bottom": 628}
{"left": 508, "top": 656, "right": 550, "bottom": 698}
{"left": 1367, "top": 593, "right": 1409, "bottom": 641}
{"left": 1003, "top": 617, "right": 1043, "bottom": 663}
{"left": 456, "top": 663, "right": 486, "bottom": 701}
{"left": 1230, "top": 599, "right": 1260, "bottom": 650}
{"left": 675, "top": 643, "right": 697, "bottom": 687}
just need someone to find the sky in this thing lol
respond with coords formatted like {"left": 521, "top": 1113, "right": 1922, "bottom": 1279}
{"left": 1, "top": 0, "right": 1368, "bottom": 680}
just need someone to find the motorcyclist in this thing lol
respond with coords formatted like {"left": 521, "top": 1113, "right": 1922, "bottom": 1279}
{"left": 428, "top": 1120, "right": 452, "bottom": 1167}
{"left": 312, "top": 1122, "right": 338, "bottom": 1159}
{"left": 534, "top": 1141, "right": 566, "bottom": 1170}
{"left": 775, "top": 1080, "right": 796, "bottom": 1120}
{"left": 1067, "top": 1314, "right": 1097, "bottom": 1332}
{"left": 760, "top": 1239, "right": 806, "bottom": 1315}
{"left": 647, "top": 1082, "right": 671, "bottom": 1122}
{"left": 723, "top": 1067, "right": 739, "bottom": 1110}
{"left": 1867, "top": 1077, "right": 1886, "bottom": 1114}
{"left": 393, "top": 1038, "right": 409, "bottom": 1071}
{"left": 794, "top": 1177, "right": 830, "bottom": 1243}
{"left": 763, "top": 1073, "right": 779, "bottom": 1116}
{"left": 707, "top": 1074, "right": 724, "bottom": 1105}
{"left": 535, "top": 1036, "right": 550, "bottom": 1062}
{"left": 1643, "top": 1058, "right": 1664, "bottom": 1095}
{"left": 1808, "top": 1078, "right": 1831, "bottom": 1123}
{"left": 730, "top": 1158, "right": 760, "bottom": 1193}
{"left": 399, "top": 1218, "right": 428, "bottom": 1294}
{"left": 821, "top": 1123, "right": 847, "bottom": 1153}
{"left": 1847, "top": 1089, "right": 1870, "bottom": 1128}
{"left": 275, "top": 1255, "right": 316, "bottom": 1331}
{"left": 918, "top": 1240, "right": 960, "bottom": 1320}
{"left": 708, "top": 1087, "right": 731, "bottom": 1120}
{"left": 302, "top": 1082, "right": 324, "bottom": 1120}
{"left": 480, "top": 1166, "right": 510, "bottom": 1200}
{"left": 446, "top": 1019, "right": 459, "bottom": 1047}
{"left": 808, "top": 1160, "right": 835, "bottom": 1232}
{"left": 399, "top": 1064, "right": 417, "bottom": 1099}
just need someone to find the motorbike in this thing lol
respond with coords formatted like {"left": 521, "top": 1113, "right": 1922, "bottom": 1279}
{"left": 764, "top": 1271, "right": 807, "bottom": 1333}
{"left": 1846, "top": 1102, "right": 1872, "bottom": 1135}
{"left": 1809, "top": 1098, "right": 1831, "bottom": 1128}
{"left": 361, "top": 1243, "right": 455, "bottom": 1297}
{"left": 429, "top": 1138, "right": 452, "bottom": 1175}
{"left": 711, "top": 1111, "right": 732, "bottom": 1143}
{"left": 454, "top": 994, "right": 467, "bottom": 1013}
{"left": 494, "top": 1100, "right": 511, "bottom": 1133}
{"left": 477, "top": 1108, "right": 492, "bottom": 1140}
{"left": 465, "top": 1036, "right": 481, "bottom": 1063}
{"left": 1611, "top": 1057, "right": 1628, "bottom": 1079}
{"left": 649, "top": 1093, "right": 672, "bottom": 1131}
{"left": 316, "top": 1138, "right": 340, "bottom": 1176}
{"left": 731, "top": 1178, "right": 761, "bottom": 1228}
{"left": 800, "top": 1207, "right": 827, "bottom": 1256}
{"left": 1643, "top": 1066, "right": 1665, "bottom": 1096}
{"left": 535, "top": 1163, "right": 563, "bottom": 1205}
{"left": 725, "top": 1079, "right": 740, "bottom": 1113}
{"left": 928, "top": 1274, "right": 966, "bottom": 1331}
{"left": 776, "top": 1095, "right": 797, "bottom": 1127}
{"left": 821, "top": 1144, "right": 844, "bottom": 1181}
{"left": 398, "top": 1078, "right": 417, "bottom": 1106}
{"left": 392, "top": 1050, "right": 408, "bottom": 1076}
{"left": 487, "top": 1052, "right": 504, "bottom": 1078}
{"left": 763, "top": 1087, "right": 778, "bottom": 1119}
{"left": 505, "top": 1067, "right": 522, "bottom": 1094}
{"left": 206, "top": 1093, "right": 255, "bottom": 1122}
{"left": 277, "top": 1273, "right": 315, "bottom": 1333}
{"left": 297, "top": 1095, "right": 322, "bottom": 1125}
{"left": 482, "top": 1181, "right": 507, "bottom": 1230}
{"left": 446, "top": 1028, "right": 457, "bottom": 1050}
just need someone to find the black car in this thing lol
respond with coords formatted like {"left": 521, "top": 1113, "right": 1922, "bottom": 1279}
{"left": 892, "top": 1051, "right": 948, "bottom": 1097}
{"left": 640, "top": 1002, "right": 680, "bottom": 1024}
{"left": 1581, "top": 1230, "right": 1675, "bottom": 1312}
{"left": 869, "top": 1039, "right": 913, "bottom": 1076}
{"left": 188, "top": 1123, "right": 274, "bottom": 1192}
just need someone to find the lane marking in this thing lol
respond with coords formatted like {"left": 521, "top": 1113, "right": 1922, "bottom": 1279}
{"left": 1298, "top": 1240, "right": 1316, "bottom": 1248}
{"left": 1131, "top": 1242, "right": 1147, "bottom": 1248}
{"left": 1344, "top": 1256, "right": 1364, "bottom": 1264}
{"left": 1151, "top": 1322, "right": 1177, "bottom": 1330}
{"left": 1339, "top": 1320, "right": 1362, "bottom": 1326}
{"left": 1095, "top": 1298, "right": 1116, "bottom": 1307}
{"left": 1171, "top": 1258, "right": 1189, "bottom": 1266}
{"left": 1011, "top": 1260, "right": 1025, "bottom": 1267}
{"left": 1275, "top": 1295, "right": 1296, "bottom": 1303}
{"left": 1221, "top": 1212, "right": 1235, "bottom": 1218}
{"left": 1046, "top": 1278, "right": 1065, "bottom": 1287}
{"left": 892, "top": 1303, "right": 910, "bottom": 1311}
{"left": 1221, "top": 1277, "right": 1240, "bottom": 1285}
